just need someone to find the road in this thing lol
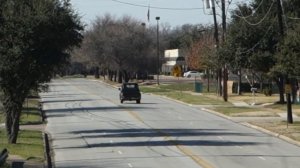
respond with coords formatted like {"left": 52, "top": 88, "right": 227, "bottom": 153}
{"left": 40, "top": 78, "right": 300, "bottom": 168}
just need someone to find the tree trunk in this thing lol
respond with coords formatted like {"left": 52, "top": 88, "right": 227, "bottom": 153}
{"left": 108, "top": 70, "right": 113, "bottom": 81}
{"left": 285, "top": 77, "right": 293, "bottom": 123}
{"left": 222, "top": 66, "right": 228, "bottom": 102}
{"left": 94, "top": 67, "right": 99, "bottom": 79}
{"left": 117, "top": 70, "right": 122, "bottom": 83}
{"left": 122, "top": 70, "right": 129, "bottom": 83}
{"left": 113, "top": 71, "right": 117, "bottom": 82}
{"left": 237, "top": 69, "right": 242, "bottom": 95}
{"left": 275, "top": 76, "right": 285, "bottom": 103}
{"left": 217, "top": 68, "right": 222, "bottom": 96}
{"left": 260, "top": 74, "right": 263, "bottom": 92}
{"left": 4, "top": 96, "right": 23, "bottom": 144}
{"left": 291, "top": 78, "right": 298, "bottom": 103}
{"left": 207, "top": 68, "right": 210, "bottom": 92}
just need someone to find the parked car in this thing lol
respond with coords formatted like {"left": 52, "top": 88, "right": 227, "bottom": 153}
{"left": 119, "top": 83, "right": 141, "bottom": 104}
{"left": 183, "top": 71, "right": 203, "bottom": 78}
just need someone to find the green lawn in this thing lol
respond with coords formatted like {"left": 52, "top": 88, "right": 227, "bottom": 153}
{"left": 142, "top": 82, "right": 218, "bottom": 93}
{"left": 0, "top": 98, "right": 42, "bottom": 125}
{"left": 20, "top": 99, "right": 43, "bottom": 125}
{"left": 207, "top": 106, "right": 280, "bottom": 117}
{"left": 160, "top": 92, "right": 229, "bottom": 105}
{"left": 0, "top": 129, "right": 44, "bottom": 162}
{"left": 158, "top": 83, "right": 195, "bottom": 92}
{"left": 0, "top": 97, "right": 44, "bottom": 162}
{"left": 140, "top": 85, "right": 229, "bottom": 105}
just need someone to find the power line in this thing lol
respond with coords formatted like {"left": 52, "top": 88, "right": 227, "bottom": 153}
{"left": 286, "top": 16, "right": 300, "bottom": 20}
{"left": 237, "top": 20, "right": 275, "bottom": 55}
{"left": 234, "top": 0, "right": 265, "bottom": 19}
{"left": 111, "top": 0, "right": 203, "bottom": 10}
{"left": 233, "top": 0, "right": 275, "bottom": 26}
{"left": 280, "top": 0, "right": 300, "bottom": 20}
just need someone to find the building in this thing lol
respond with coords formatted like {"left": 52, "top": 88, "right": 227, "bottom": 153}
{"left": 161, "top": 49, "right": 187, "bottom": 74}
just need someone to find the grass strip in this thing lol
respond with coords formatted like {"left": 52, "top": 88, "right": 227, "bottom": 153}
{"left": 140, "top": 85, "right": 228, "bottom": 105}
{"left": 0, "top": 98, "right": 42, "bottom": 125}
{"left": 209, "top": 106, "right": 279, "bottom": 117}
{"left": 250, "top": 121, "right": 300, "bottom": 141}
{"left": 0, "top": 129, "right": 44, "bottom": 162}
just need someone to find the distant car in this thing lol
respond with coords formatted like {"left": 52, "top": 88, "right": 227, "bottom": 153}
{"left": 119, "top": 83, "right": 141, "bottom": 104}
{"left": 183, "top": 71, "right": 203, "bottom": 78}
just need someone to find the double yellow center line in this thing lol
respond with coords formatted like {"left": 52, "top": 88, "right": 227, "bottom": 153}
{"left": 127, "top": 109, "right": 214, "bottom": 168}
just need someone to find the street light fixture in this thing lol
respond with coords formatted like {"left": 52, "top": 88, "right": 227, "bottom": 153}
{"left": 156, "top": 16, "right": 160, "bottom": 85}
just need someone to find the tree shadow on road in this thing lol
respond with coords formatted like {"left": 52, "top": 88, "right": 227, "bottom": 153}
{"left": 54, "top": 128, "right": 268, "bottom": 149}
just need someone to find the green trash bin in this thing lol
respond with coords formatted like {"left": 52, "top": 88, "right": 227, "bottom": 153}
{"left": 195, "top": 82, "right": 202, "bottom": 93}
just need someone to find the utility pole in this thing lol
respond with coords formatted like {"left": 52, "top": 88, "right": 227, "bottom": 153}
{"left": 221, "top": 0, "right": 228, "bottom": 102}
{"left": 211, "top": 0, "right": 219, "bottom": 47}
{"left": 156, "top": 16, "right": 160, "bottom": 85}
{"left": 211, "top": 0, "right": 221, "bottom": 96}
{"left": 276, "top": 0, "right": 293, "bottom": 123}
{"left": 277, "top": 0, "right": 284, "bottom": 38}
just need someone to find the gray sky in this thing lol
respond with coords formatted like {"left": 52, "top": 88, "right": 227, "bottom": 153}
{"left": 70, "top": 0, "right": 248, "bottom": 28}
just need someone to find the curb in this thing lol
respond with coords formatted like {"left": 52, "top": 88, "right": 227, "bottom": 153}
{"left": 202, "top": 108, "right": 300, "bottom": 147}
{"left": 91, "top": 79, "right": 119, "bottom": 89}
{"left": 94, "top": 79, "right": 300, "bottom": 148}
{"left": 200, "top": 108, "right": 232, "bottom": 120}
{"left": 43, "top": 132, "right": 53, "bottom": 168}
{"left": 241, "top": 122, "right": 300, "bottom": 147}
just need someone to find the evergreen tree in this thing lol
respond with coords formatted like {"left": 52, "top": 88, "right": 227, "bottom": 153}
{"left": 0, "top": 0, "right": 83, "bottom": 143}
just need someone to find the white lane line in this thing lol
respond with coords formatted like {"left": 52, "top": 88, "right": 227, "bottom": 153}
{"left": 235, "top": 145, "right": 243, "bottom": 149}
{"left": 118, "top": 150, "right": 123, "bottom": 155}
{"left": 258, "top": 156, "right": 266, "bottom": 160}
{"left": 217, "top": 136, "right": 224, "bottom": 140}
{"left": 128, "top": 163, "right": 133, "bottom": 167}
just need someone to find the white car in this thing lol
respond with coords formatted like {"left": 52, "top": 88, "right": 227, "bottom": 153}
{"left": 183, "top": 71, "right": 203, "bottom": 78}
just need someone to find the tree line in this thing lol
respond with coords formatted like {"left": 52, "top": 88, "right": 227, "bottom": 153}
{"left": 72, "top": 0, "right": 300, "bottom": 108}
{"left": 71, "top": 14, "right": 213, "bottom": 83}
{"left": 220, "top": 0, "right": 300, "bottom": 104}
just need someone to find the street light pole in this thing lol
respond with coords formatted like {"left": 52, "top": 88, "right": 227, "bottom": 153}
{"left": 156, "top": 16, "right": 160, "bottom": 85}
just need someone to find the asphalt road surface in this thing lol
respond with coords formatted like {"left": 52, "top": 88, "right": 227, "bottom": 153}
{"left": 40, "top": 78, "right": 300, "bottom": 168}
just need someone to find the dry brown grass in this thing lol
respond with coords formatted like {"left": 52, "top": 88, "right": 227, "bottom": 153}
{"left": 228, "top": 93, "right": 278, "bottom": 105}
{"left": 251, "top": 121, "right": 300, "bottom": 142}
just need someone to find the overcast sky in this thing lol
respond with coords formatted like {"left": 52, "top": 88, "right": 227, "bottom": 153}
{"left": 70, "top": 0, "right": 249, "bottom": 28}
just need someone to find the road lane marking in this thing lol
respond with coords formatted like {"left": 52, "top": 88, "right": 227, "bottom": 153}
{"left": 258, "top": 156, "right": 266, "bottom": 160}
{"left": 126, "top": 109, "right": 214, "bottom": 168}
{"left": 128, "top": 163, "right": 133, "bottom": 167}
{"left": 176, "top": 145, "right": 215, "bottom": 168}
{"left": 118, "top": 150, "right": 123, "bottom": 155}
{"left": 217, "top": 136, "right": 224, "bottom": 140}
{"left": 128, "top": 110, "right": 145, "bottom": 124}
{"left": 235, "top": 145, "right": 243, "bottom": 149}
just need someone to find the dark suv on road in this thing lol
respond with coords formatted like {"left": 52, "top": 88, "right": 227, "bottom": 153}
{"left": 119, "top": 83, "right": 141, "bottom": 104}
